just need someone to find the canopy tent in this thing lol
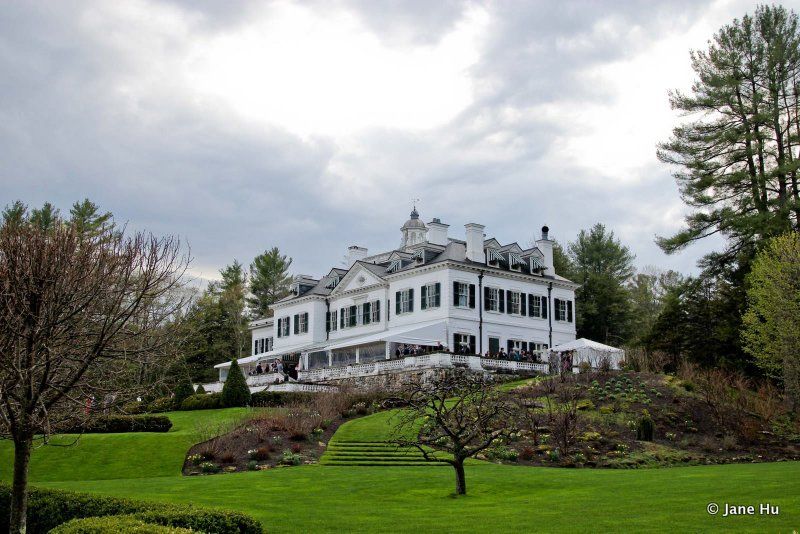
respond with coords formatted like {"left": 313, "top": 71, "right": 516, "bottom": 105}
{"left": 550, "top": 338, "right": 625, "bottom": 371}
{"left": 325, "top": 320, "right": 448, "bottom": 351}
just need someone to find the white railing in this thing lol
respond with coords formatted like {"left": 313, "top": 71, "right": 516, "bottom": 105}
{"left": 297, "top": 353, "right": 549, "bottom": 382}
{"left": 246, "top": 372, "right": 285, "bottom": 387}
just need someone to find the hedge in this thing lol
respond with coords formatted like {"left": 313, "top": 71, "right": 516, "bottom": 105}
{"left": 50, "top": 515, "right": 193, "bottom": 533}
{"left": 250, "top": 390, "right": 313, "bottom": 407}
{"left": 179, "top": 393, "right": 221, "bottom": 411}
{"left": 0, "top": 485, "right": 263, "bottom": 534}
{"left": 70, "top": 415, "right": 172, "bottom": 434}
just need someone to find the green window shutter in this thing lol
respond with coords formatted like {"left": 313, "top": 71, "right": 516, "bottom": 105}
{"left": 363, "top": 302, "right": 371, "bottom": 324}
{"left": 554, "top": 298, "right": 561, "bottom": 320}
{"left": 293, "top": 314, "right": 299, "bottom": 335}
{"left": 468, "top": 284, "right": 476, "bottom": 308}
{"left": 505, "top": 291, "right": 511, "bottom": 314}
{"left": 567, "top": 300, "right": 573, "bottom": 322}
{"left": 325, "top": 311, "right": 330, "bottom": 332}
{"left": 303, "top": 312, "right": 309, "bottom": 333}
{"left": 277, "top": 318, "right": 282, "bottom": 338}
{"left": 396, "top": 292, "right": 401, "bottom": 315}
{"left": 469, "top": 335, "right": 476, "bottom": 354}
{"left": 499, "top": 289, "right": 505, "bottom": 313}
{"left": 340, "top": 308, "right": 345, "bottom": 328}
{"left": 375, "top": 300, "right": 380, "bottom": 322}
{"left": 521, "top": 293, "right": 527, "bottom": 316}
{"left": 453, "top": 281, "right": 459, "bottom": 306}
{"left": 484, "top": 286, "right": 491, "bottom": 310}
{"left": 421, "top": 285, "right": 428, "bottom": 310}
{"left": 408, "top": 288, "right": 414, "bottom": 312}
{"left": 528, "top": 294, "right": 535, "bottom": 317}
{"left": 434, "top": 282, "right": 441, "bottom": 307}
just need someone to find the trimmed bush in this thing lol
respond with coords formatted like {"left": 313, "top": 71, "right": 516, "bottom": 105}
{"left": 172, "top": 377, "right": 195, "bottom": 408}
{"left": 179, "top": 393, "right": 221, "bottom": 411}
{"left": 147, "top": 397, "right": 175, "bottom": 413}
{"left": 221, "top": 359, "right": 251, "bottom": 408}
{"left": 0, "top": 485, "right": 263, "bottom": 534}
{"left": 194, "top": 384, "right": 206, "bottom": 395}
{"left": 51, "top": 515, "right": 192, "bottom": 533}
{"left": 637, "top": 411, "right": 655, "bottom": 441}
{"left": 250, "top": 390, "right": 309, "bottom": 407}
{"left": 71, "top": 415, "right": 172, "bottom": 434}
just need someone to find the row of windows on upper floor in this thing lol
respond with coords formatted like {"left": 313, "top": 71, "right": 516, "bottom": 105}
{"left": 271, "top": 282, "right": 573, "bottom": 342}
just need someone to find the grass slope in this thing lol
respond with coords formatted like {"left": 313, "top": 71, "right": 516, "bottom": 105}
{"left": 2, "top": 408, "right": 798, "bottom": 532}
{"left": 0, "top": 409, "right": 253, "bottom": 482}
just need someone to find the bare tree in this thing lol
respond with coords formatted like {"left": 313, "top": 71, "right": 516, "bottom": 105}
{"left": 0, "top": 220, "right": 189, "bottom": 533}
{"left": 391, "top": 370, "right": 511, "bottom": 495}
{"left": 541, "top": 376, "right": 582, "bottom": 457}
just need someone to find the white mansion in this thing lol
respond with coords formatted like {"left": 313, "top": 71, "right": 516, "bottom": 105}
{"left": 211, "top": 209, "right": 578, "bottom": 390}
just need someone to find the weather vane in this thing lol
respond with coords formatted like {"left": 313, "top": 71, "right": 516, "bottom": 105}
{"left": 412, "top": 198, "right": 420, "bottom": 211}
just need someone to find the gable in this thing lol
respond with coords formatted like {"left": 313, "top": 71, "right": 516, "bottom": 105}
{"left": 331, "top": 263, "right": 387, "bottom": 295}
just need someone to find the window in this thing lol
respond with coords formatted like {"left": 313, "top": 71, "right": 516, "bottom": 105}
{"left": 371, "top": 300, "right": 381, "bottom": 322}
{"left": 267, "top": 337, "right": 273, "bottom": 351}
{"left": 484, "top": 287, "right": 499, "bottom": 312}
{"left": 488, "top": 337, "right": 500, "bottom": 355}
{"left": 453, "top": 333, "right": 476, "bottom": 354}
{"left": 277, "top": 317, "right": 290, "bottom": 337}
{"left": 554, "top": 299, "right": 573, "bottom": 322}
{"left": 452, "top": 282, "right": 475, "bottom": 308}
{"left": 530, "top": 295, "right": 541, "bottom": 318}
{"left": 348, "top": 305, "right": 357, "bottom": 327}
{"left": 509, "top": 291, "right": 521, "bottom": 314}
{"left": 299, "top": 312, "right": 308, "bottom": 334}
{"left": 327, "top": 310, "right": 338, "bottom": 332}
{"left": 361, "top": 302, "right": 371, "bottom": 325}
{"left": 421, "top": 282, "right": 441, "bottom": 309}
{"left": 530, "top": 342, "right": 548, "bottom": 352}
{"left": 396, "top": 288, "right": 414, "bottom": 314}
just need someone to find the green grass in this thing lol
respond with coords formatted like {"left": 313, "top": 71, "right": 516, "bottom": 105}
{"left": 3, "top": 408, "right": 799, "bottom": 533}
{"left": 0, "top": 408, "right": 254, "bottom": 482}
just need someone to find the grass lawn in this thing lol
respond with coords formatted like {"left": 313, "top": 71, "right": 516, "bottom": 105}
{"left": 2, "top": 408, "right": 798, "bottom": 532}
{"left": 0, "top": 408, "right": 254, "bottom": 482}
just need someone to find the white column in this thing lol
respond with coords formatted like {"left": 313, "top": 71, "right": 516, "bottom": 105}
{"left": 355, "top": 347, "right": 360, "bottom": 364}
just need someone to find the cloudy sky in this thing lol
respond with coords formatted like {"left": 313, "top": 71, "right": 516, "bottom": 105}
{"left": 1, "top": 0, "right": 788, "bottom": 282}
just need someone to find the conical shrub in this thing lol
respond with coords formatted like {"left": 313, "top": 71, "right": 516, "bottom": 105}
{"left": 221, "top": 359, "right": 251, "bottom": 408}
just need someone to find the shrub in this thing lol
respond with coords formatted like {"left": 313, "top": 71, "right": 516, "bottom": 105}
{"left": 0, "top": 485, "right": 262, "bottom": 534}
{"left": 179, "top": 393, "right": 221, "bottom": 411}
{"left": 147, "top": 397, "right": 175, "bottom": 413}
{"left": 247, "top": 460, "right": 258, "bottom": 471}
{"left": 200, "top": 461, "right": 220, "bottom": 473}
{"left": 71, "top": 415, "right": 172, "bottom": 434}
{"left": 250, "top": 391, "right": 310, "bottom": 407}
{"left": 636, "top": 411, "right": 654, "bottom": 442}
{"left": 518, "top": 446, "right": 535, "bottom": 461}
{"left": 248, "top": 447, "right": 271, "bottom": 461}
{"left": 172, "top": 377, "right": 195, "bottom": 408}
{"left": 290, "top": 442, "right": 302, "bottom": 453}
{"left": 51, "top": 515, "right": 193, "bottom": 533}
{"left": 219, "top": 451, "right": 237, "bottom": 464}
{"left": 187, "top": 454, "right": 203, "bottom": 466}
{"left": 280, "top": 450, "right": 302, "bottom": 466}
{"left": 194, "top": 384, "right": 206, "bottom": 395}
{"left": 221, "top": 360, "right": 251, "bottom": 408}
{"left": 121, "top": 401, "right": 145, "bottom": 415}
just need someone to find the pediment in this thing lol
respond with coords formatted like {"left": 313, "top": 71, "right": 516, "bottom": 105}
{"left": 331, "top": 263, "right": 386, "bottom": 295}
{"left": 483, "top": 238, "right": 501, "bottom": 249}
{"left": 498, "top": 242, "right": 524, "bottom": 254}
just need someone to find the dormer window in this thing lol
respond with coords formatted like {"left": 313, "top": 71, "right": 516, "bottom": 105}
{"left": 508, "top": 252, "right": 525, "bottom": 272}
{"left": 486, "top": 249, "right": 503, "bottom": 266}
{"left": 529, "top": 257, "right": 544, "bottom": 274}
{"left": 413, "top": 249, "right": 425, "bottom": 263}
{"left": 387, "top": 259, "right": 402, "bottom": 273}
{"left": 326, "top": 276, "right": 340, "bottom": 289}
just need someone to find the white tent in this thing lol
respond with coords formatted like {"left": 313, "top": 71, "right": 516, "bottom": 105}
{"left": 550, "top": 338, "right": 625, "bottom": 372}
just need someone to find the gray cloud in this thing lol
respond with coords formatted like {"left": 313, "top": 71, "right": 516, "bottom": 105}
{"left": 0, "top": 0, "right": 764, "bottom": 282}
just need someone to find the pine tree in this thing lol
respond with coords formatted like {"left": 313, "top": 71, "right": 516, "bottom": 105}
{"left": 248, "top": 247, "right": 293, "bottom": 318}
{"left": 657, "top": 5, "right": 800, "bottom": 272}
{"left": 69, "top": 198, "right": 116, "bottom": 240}
{"left": 221, "top": 359, "right": 251, "bottom": 407}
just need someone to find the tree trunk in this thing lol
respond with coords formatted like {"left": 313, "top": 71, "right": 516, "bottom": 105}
{"left": 10, "top": 436, "right": 32, "bottom": 534}
{"left": 453, "top": 459, "right": 467, "bottom": 495}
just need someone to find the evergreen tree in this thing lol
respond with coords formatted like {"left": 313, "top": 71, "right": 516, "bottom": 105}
{"left": 248, "top": 247, "right": 293, "bottom": 318}
{"left": 172, "top": 376, "right": 195, "bottom": 408}
{"left": 627, "top": 268, "right": 684, "bottom": 346}
{"left": 194, "top": 384, "right": 206, "bottom": 395}
{"left": 221, "top": 359, "right": 251, "bottom": 407}
{"left": 69, "top": 198, "right": 116, "bottom": 240}
{"left": 657, "top": 4, "right": 800, "bottom": 272}
{"left": 552, "top": 241, "right": 574, "bottom": 278}
{"left": 29, "top": 202, "right": 60, "bottom": 231}
{"left": 567, "top": 223, "right": 635, "bottom": 344}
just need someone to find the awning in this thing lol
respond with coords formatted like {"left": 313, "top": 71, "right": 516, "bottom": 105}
{"left": 551, "top": 338, "right": 623, "bottom": 353}
{"left": 326, "top": 320, "right": 448, "bottom": 351}
{"left": 214, "top": 341, "right": 327, "bottom": 369}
